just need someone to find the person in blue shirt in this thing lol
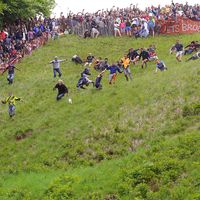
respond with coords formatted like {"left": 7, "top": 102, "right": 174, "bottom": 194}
{"left": 106, "top": 63, "right": 122, "bottom": 84}
{"left": 155, "top": 59, "right": 168, "bottom": 73}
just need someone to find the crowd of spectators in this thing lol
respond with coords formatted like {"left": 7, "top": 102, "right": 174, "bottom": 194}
{"left": 0, "top": 17, "right": 60, "bottom": 72}
{"left": 0, "top": 1, "right": 199, "bottom": 70}
{"left": 56, "top": 1, "right": 199, "bottom": 37}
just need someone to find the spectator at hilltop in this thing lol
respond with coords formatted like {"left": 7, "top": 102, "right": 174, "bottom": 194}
{"left": 0, "top": 17, "right": 55, "bottom": 72}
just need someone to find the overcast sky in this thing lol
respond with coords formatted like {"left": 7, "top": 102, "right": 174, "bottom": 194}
{"left": 52, "top": 0, "right": 199, "bottom": 16}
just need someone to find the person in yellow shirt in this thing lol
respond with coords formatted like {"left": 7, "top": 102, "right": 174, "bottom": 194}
{"left": 121, "top": 54, "right": 133, "bottom": 81}
{"left": 1, "top": 93, "right": 21, "bottom": 118}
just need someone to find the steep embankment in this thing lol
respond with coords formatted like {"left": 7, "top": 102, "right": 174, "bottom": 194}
{"left": 0, "top": 34, "right": 199, "bottom": 199}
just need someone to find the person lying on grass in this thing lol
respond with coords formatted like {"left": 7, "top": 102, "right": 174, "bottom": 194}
{"left": 186, "top": 52, "right": 200, "bottom": 62}
{"left": 71, "top": 55, "right": 83, "bottom": 65}
{"left": 184, "top": 41, "right": 200, "bottom": 55}
{"left": 1, "top": 92, "right": 22, "bottom": 118}
{"left": 155, "top": 59, "right": 168, "bottom": 73}
{"left": 53, "top": 79, "right": 68, "bottom": 101}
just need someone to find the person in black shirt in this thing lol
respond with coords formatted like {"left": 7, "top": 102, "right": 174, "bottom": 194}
{"left": 139, "top": 48, "right": 150, "bottom": 68}
{"left": 84, "top": 53, "right": 95, "bottom": 66}
{"left": 127, "top": 48, "right": 140, "bottom": 64}
{"left": 71, "top": 55, "right": 83, "bottom": 64}
{"left": 53, "top": 79, "right": 68, "bottom": 101}
{"left": 83, "top": 29, "right": 91, "bottom": 38}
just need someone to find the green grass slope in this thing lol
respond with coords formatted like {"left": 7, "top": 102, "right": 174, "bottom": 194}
{"left": 0, "top": 34, "right": 200, "bottom": 199}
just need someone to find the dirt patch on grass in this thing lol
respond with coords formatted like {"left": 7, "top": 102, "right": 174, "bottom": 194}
{"left": 16, "top": 129, "right": 33, "bottom": 141}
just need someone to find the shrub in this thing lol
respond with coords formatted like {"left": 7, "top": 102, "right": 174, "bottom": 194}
{"left": 43, "top": 175, "right": 78, "bottom": 200}
{"left": 182, "top": 104, "right": 200, "bottom": 117}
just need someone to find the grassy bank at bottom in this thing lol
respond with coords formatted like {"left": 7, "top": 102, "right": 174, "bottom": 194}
{"left": 1, "top": 128, "right": 200, "bottom": 199}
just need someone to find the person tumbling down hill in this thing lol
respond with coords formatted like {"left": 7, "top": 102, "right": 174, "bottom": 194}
{"left": 155, "top": 59, "right": 168, "bottom": 73}
{"left": 77, "top": 68, "right": 94, "bottom": 89}
{"left": 127, "top": 48, "right": 140, "bottom": 65}
{"left": 95, "top": 69, "right": 106, "bottom": 89}
{"left": 186, "top": 52, "right": 200, "bottom": 62}
{"left": 184, "top": 41, "right": 200, "bottom": 55}
{"left": 1, "top": 93, "right": 22, "bottom": 118}
{"left": 106, "top": 63, "right": 122, "bottom": 84}
{"left": 71, "top": 55, "right": 83, "bottom": 64}
{"left": 49, "top": 56, "right": 66, "bottom": 78}
{"left": 53, "top": 79, "right": 68, "bottom": 101}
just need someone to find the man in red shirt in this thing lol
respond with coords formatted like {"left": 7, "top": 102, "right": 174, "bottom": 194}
{"left": 0, "top": 30, "right": 7, "bottom": 40}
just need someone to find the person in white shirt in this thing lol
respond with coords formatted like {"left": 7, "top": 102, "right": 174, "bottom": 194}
{"left": 49, "top": 56, "right": 66, "bottom": 78}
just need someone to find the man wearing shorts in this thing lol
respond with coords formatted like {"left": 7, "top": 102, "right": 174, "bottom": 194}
{"left": 174, "top": 40, "right": 184, "bottom": 62}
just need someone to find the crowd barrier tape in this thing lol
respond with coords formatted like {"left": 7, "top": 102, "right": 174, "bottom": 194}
{"left": 0, "top": 33, "right": 49, "bottom": 74}
{"left": 159, "top": 17, "right": 200, "bottom": 34}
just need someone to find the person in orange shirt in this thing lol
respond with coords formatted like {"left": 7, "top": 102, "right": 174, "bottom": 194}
{"left": 121, "top": 54, "right": 132, "bottom": 81}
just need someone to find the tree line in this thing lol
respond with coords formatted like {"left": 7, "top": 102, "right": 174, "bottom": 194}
{"left": 0, "top": 0, "right": 55, "bottom": 27}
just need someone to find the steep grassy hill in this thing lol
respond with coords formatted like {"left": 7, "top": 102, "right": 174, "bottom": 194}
{"left": 0, "top": 34, "right": 200, "bottom": 200}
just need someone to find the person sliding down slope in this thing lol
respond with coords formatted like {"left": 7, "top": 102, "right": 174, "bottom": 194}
{"left": 53, "top": 79, "right": 68, "bottom": 101}
{"left": 77, "top": 68, "right": 94, "bottom": 89}
{"left": 186, "top": 52, "right": 200, "bottom": 62}
{"left": 155, "top": 59, "right": 168, "bottom": 73}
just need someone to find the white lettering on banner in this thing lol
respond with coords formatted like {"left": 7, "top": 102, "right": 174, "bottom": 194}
{"left": 182, "top": 22, "right": 200, "bottom": 32}
{"left": 166, "top": 24, "right": 180, "bottom": 33}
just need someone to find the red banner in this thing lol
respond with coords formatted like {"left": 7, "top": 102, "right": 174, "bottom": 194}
{"left": 159, "top": 17, "right": 200, "bottom": 34}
